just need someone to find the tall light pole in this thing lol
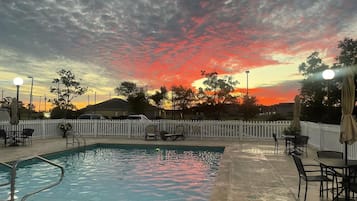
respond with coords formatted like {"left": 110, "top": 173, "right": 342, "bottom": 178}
{"left": 245, "top": 70, "right": 250, "bottom": 96}
{"left": 13, "top": 77, "right": 24, "bottom": 102}
{"left": 28, "top": 76, "right": 34, "bottom": 118}
{"left": 322, "top": 69, "right": 335, "bottom": 122}
{"left": 322, "top": 69, "right": 335, "bottom": 103}
{"left": 13, "top": 77, "right": 24, "bottom": 119}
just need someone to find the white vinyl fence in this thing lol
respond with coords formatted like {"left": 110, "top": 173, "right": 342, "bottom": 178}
{"left": 0, "top": 119, "right": 290, "bottom": 140}
{"left": 301, "top": 121, "right": 357, "bottom": 160}
{"left": 1, "top": 119, "right": 355, "bottom": 159}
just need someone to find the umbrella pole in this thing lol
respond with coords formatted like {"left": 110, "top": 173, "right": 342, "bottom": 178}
{"left": 345, "top": 142, "right": 348, "bottom": 165}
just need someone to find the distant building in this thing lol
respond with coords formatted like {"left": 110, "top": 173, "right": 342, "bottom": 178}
{"left": 259, "top": 103, "right": 294, "bottom": 119}
{"left": 79, "top": 98, "right": 129, "bottom": 118}
{"left": 272, "top": 103, "right": 294, "bottom": 119}
{"left": 79, "top": 98, "right": 159, "bottom": 119}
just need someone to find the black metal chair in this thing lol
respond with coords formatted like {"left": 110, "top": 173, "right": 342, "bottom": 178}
{"left": 20, "top": 128, "right": 34, "bottom": 145}
{"left": 0, "top": 129, "right": 8, "bottom": 146}
{"left": 317, "top": 151, "right": 344, "bottom": 198}
{"left": 348, "top": 167, "right": 357, "bottom": 199}
{"left": 339, "top": 165, "right": 357, "bottom": 199}
{"left": 292, "top": 154, "right": 332, "bottom": 201}
{"left": 272, "top": 133, "right": 278, "bottom": 153}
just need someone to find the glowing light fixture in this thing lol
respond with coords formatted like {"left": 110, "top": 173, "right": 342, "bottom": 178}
{"left": 322, "top": 69, "right": 335, "bottom": 80}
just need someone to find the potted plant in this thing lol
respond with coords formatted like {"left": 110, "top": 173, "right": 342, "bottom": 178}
{"left": 58, "top": 122, "right": 72, "bottom": 138}
{"left": 283, "top": 126, "right": 300, "bottom": 136}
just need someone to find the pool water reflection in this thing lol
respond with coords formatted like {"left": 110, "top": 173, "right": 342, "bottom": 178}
{"left": 0, "top": 144, "right": 223, "bottom": 201}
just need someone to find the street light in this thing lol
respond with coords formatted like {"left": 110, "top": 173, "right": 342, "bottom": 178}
{"left": 13, "top": 77, "right": 23, "bottom": 120}
{"left": 322, "top": 69, "right": 335, "bottom": 122}
{"left": 28, "top": 76, "right": 34, "bottom": 118}
{"left": 322, "top": 69, "right": 335, "bottom": 80}
{"left": 13, "top": 77, "right": 24, "bottom": 102}
{"left": 322, "top": 69, "right": 335, "bottom": 100}
{"left": 245, "top": 70, "right": 250, "bottom": 96}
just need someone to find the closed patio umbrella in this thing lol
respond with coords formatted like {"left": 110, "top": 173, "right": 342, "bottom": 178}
{"left": 339, "top": 67, "right": 357, "bottom": 163}
{"left": 10, "top": 98, "right": 19, "bottom": 125}
{"left": 9, "top": 98, "right": 20, "bottom": 146}
{"left": 290, "top": 95, "right": 301, "bottom": 130}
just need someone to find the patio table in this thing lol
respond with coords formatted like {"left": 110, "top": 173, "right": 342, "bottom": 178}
{"left": 315, "top": 158, "right": 357, "bottom": 201}
{"left": 7, "top": 130, "right": 22, "bottom": 146}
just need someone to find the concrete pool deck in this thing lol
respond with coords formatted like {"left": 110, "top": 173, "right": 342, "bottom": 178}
{"left": 0, "top": 137, "right": 332, "bottom": 201}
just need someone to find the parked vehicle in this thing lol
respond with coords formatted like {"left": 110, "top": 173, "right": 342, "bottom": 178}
{"left": 0, "top": 109, "right": 10, "bottom": 121}
{"left": 127, "top": 114, "right": 149, "bottom": 121}
{"left": 78, "top": 114, "right": 107, "bottom": 120}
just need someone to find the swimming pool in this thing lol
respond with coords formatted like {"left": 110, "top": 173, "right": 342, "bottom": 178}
{"left": 0, "top": 144, "right": 224, "bottom": 201}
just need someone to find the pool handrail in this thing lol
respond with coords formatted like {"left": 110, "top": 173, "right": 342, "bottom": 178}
{"left": 0, "top": 162, "right": 12, "bottom": 187}
{"left": 6, "top": 155, "right": 65, "bottom": 201}
{"left": 66, "top": 130, "right": 86, "bottom": 148}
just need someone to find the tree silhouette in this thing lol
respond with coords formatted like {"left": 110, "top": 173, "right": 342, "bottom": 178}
{"left": 49, "top": 69, "right": 87, "bottom": 118}
{"left": 115, "top": 81, "right": 148, "bottom": 114}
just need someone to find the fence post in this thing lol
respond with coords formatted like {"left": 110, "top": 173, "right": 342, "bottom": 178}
{"left": 319, "top": 123, "right": 324, "bottom": 150}
{"left": 94, "top": 120, "right": 98, "bottom": 137}
{"left": 239, "top": 120, "right": 243, "bottom": 140}
{"left": 128, "top": 121, "right": 132, "bottom": 138}
{"left": 200, "top": 121, "right": 203, "bottom": 140}
{"left": 42, "top": 120, "right": 46, "bottom": 139}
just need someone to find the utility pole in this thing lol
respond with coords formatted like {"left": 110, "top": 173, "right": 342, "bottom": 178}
{"left": 28, "top": 76, "right": 34, "bottom": 119}
{"left": 245, "top": 70, "right": 250, "bottom": 96}
{"left": 38, "top": 96, "right": 42, "bottom": 112}
{"left": 44, "top": 95, "right": 47, "bottom": 112}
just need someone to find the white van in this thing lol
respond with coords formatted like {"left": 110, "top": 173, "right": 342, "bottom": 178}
{"left": 127, "top": 114, "right": 149, "bottom": 121}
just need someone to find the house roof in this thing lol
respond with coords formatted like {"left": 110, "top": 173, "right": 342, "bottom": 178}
{"left": 83, "top": 98, "right": 128, "bottom": 111}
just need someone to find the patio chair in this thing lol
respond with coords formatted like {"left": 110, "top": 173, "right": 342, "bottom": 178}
{"left": 0, "top": 129, "right": 8, "bottom": 146}
{"left": 144, "top": 125, "right": 159, "bottom": 140}
{"left": 272, "top": 133, "right": 278, "bottom": 153}
{"left": 317, "top": 151, "right": 344, "bottom": 198}
{"left": 347, "top": 167, "right": 357, "bottom": 199}
{"left": 292, "top": 154, "right": 332, "bottom": 201}
{"left": 163, "top": 125, "right": 185, "bottom": 141}
{"left": 20, "top": 128, "right": 34, "bottom": 145}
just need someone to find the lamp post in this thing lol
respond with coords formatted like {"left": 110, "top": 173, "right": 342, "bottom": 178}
{"left": 322, "top": 69, "right": 335, "bottom": 122}
{"left": 13, "top": 77, "right": 24, "bottom": 102}
{"left": 28, "top": 76, "right": 34, "bottom": 118}
{"left": 13, "top": 77, "right": 24, "bottom": 119}
{"left": 245, "top": 70, "right": 250, "bottom": 96}
{"left": 322, "top": 69, "right": 335, "bottom": 102}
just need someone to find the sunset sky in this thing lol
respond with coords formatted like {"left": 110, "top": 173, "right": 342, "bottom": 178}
{"left": 0, "top": 0, "right": 356, "bottom": 111}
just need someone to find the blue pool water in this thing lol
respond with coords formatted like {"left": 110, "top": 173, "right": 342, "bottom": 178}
{"left": 0, "top": 144, "right": 224, "bottom": 201}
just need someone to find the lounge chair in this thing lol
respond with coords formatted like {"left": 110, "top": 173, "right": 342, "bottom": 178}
{"left": 0, "top": 129, "right": 8, "bottom": 146}
{"left": 162, "top": 125, "right": 185, "bottom": 141}
{"left": 144, "top": 125, "right": 159, "bottom": 140}
{"left": 20, "top": 128, "right": 34, "bottom": 145}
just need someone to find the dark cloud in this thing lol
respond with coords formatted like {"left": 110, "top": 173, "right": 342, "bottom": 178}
{"left": 0, "top": 0, "right": 356, "bottom": 104}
